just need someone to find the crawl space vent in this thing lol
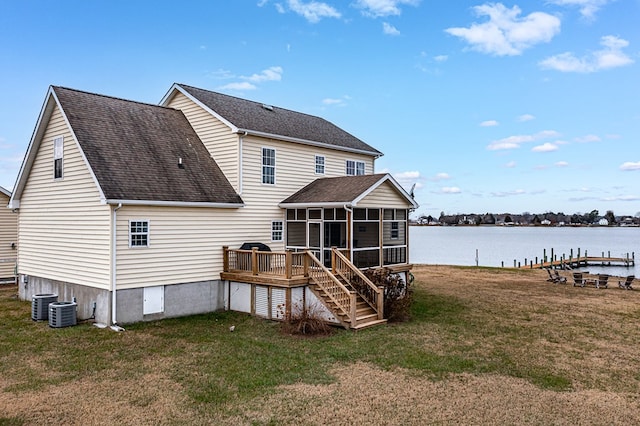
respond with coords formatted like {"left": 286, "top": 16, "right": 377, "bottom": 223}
{"left": 48, "top": 301, "right": 77, "bottom": 328}
{"left": 31, "top": 294, "right": 58, "bottom": 321}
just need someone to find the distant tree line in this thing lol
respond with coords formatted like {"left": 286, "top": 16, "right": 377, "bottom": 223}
{"left": 414, "top": 210, "right": 640, "bottom": 226}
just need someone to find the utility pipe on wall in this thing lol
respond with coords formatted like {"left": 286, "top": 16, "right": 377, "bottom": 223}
{"left": 111, "top": 203, "right": 122, "bottom": 326}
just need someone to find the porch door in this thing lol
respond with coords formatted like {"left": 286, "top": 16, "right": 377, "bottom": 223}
{"left": 308, "top": 221, "right": 322, "bottom": 261}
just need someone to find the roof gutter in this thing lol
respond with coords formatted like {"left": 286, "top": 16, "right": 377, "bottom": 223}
{"left": 278, "top": 202, "right": 354, "bottom": 209}
{"left": 105, "top": 199, "right": 244, "bottom": 208}
{"left": 235, "top": 128, "right": 383, "bottom": 158}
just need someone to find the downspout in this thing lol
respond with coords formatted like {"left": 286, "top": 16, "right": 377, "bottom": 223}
{"left": 238, "top": 132, "right": 247, "bottom": 195}
{"left": 111, "top": 203, "right": 123, "bottom": 329}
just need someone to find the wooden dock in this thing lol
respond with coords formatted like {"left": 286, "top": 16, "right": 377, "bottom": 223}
{"left": 506, "top": 248, "right": 635, "bottom": 270}
{"left": 520, "top": 256, "right": 635, "bottom": 270}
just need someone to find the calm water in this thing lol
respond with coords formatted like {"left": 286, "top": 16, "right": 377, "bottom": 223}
{"left": 410, "top": 226, "right": 639, "bottom": 277}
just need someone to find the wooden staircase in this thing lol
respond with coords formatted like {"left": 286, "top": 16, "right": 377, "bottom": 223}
{"left": 305, "top": 250, "right": 387, "bottom": 330}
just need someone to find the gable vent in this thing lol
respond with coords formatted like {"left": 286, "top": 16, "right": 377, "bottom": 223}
{"left": 261, "top": 104, "right": 274, "bottom": 111}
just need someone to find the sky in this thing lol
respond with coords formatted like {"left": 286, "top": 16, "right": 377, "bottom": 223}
{"left": 1, "top": 0, "right": 639, "bottom": 218}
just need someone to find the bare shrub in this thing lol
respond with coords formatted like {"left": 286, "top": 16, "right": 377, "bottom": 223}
{"left": 364, "top": 268, "right": 413, "bottom": 322}
{"left": 280, "top": 302, "right": 333, "bottom": 336}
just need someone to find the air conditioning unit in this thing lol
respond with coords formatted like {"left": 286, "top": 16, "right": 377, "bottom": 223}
{"left": 31, "top": 294, "right": 58, "bottom": 321}
{"left": 49, "top": 302, "right": 77, "bottom": 328}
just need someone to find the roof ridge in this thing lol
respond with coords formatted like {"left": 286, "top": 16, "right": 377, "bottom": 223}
{"left": 52, "top": 86, "right": 177, "bottom": 111}
{"left": 176, "top": 83, "right": 333, "bottom": 122}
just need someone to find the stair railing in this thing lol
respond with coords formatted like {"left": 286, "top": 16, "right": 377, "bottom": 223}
{"left": 305, "top": 250, "right": 356, "bottom": 327}
{"left": 332, "top": 248, "right": 384, "bottom": 320}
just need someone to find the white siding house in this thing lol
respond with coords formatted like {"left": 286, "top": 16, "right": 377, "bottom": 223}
{"left": 11, "top": 84, "right": 418, "bottom": 329}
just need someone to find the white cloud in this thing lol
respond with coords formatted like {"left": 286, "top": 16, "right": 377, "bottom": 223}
{"left": 532, "top": 142, "right": 559, "bottom": 152}
{"left": 441, "top": 186, "right": 461, "bottom": 194}
{"left": 433, "top": 172, "right": 451, "bottom": 181}
{"left": 434, "top": 55, "right": 448, "bottom": 62}
{"left": 517, "top": 114, "right": 535, "bottom": 122}
{"left": 620, "top": 161, "right": 640, "bottom": 171}
{"left": 601, "top": 195, "right": 640, "bottom": 202}
{"left": 218, "top": 66, "right": 283, "bottom": 91}
{"left": 547, "top": 0, "right": 612, "bottom": 20}
{"left": 487, "top": 130, "right": 560, "bottom": 150}
{"left": 539, "top": 35, "right": 634, "bottom": 73}
{"left": 491, "top": 189, "right": 526, "bottom": 197}
{"left": 445, "top": 3, "right": 561, "bottom": 56}
{"left": 243, "top": 66, "right": 283, "bottom": 83}
{"left": 286, "top": 0, "right": 341, "bottom": 23}
{"left": 555, "top": 161, "right": 569, "bottom": 167}
{"left": 382, "top": 22, "right": 400, "bottom": 35}
{"left": 354, "top": 0, "right": 420, "bottom": 18}
{"left": 217, "top": 82, "right": 257, "bottom": 91}
{"left": 480, "top": 120, "right": 499, "bottom": 127}
{"left": 322, "top": 98, "right": 344, "bottom": 105}
{"left": 575, "top": 134, "right": 601, "bottom": 143}
{"left": 505, "top": 161, "right": 517, "bottom": 168}
{"left": 396, "top": 171, "right": 421, "bottom": 179}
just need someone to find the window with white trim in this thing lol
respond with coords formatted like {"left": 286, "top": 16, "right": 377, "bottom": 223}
{"left": 391, "top": 221, "right": 399, "bottom": 239}
{"left": 346, "top": 160, "right": 365, "bottom": 176}
{"left": 53, "top": 136, "right": 64, "bottom": 179}
{"left": 315, "top": 155, "right": 325, "bottom": 175}
{"left": 271, "top": 220, "right": 283, "bottom": 242}
{"left": 129, "top": 220, "right": 149, "bottom": 247}
{"left": 262, "top": 147, "right": 276, "bottom": 184}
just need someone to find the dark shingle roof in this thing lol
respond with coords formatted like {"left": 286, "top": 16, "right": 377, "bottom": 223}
{"left": 177, "top": 84, "right": 382, "bottom": 156}
{"left": 54, "top": 87, "right": 242, "bottom": 205}
{"left": 280, "top": 174, "right": 389, "bottom": 205}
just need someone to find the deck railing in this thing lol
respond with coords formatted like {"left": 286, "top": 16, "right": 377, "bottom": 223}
{"left": 223, "top": 247, "right": 307, "bottom": 278}
{"left": 332, "top": 248, "right": 384, "bottom": 320}
{"left": 306, "top": 250, "right": 356, "bottom": 327}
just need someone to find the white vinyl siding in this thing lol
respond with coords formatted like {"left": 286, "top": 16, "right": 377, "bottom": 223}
{"left": 358, "top": 181, "right": 412, "bottom": 208}
{"left": 17, "top": 106, "right": 112, "bottom": 289}
{"left": 115, "top": 206, "right": 244, "bottom": 289}
{"left": 0, "top": 192, "right": 17, "bottom": 279}
{"left": 165, "top": 92, "right": 240, "bottom": 191}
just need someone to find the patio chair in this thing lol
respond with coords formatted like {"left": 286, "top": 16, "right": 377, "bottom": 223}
{"left": 595, "top": 274, "right": 609, "bottom": 289}
{"left": 553, "top": 270, "right": 567, "bottom": 284}
{"left": 618, "top": 275, "right": 635, "bottom": 290}
{"left": 572, "top": 272, "right": 586, "bottom": 287}
{"left": 545, "top": 268, "right": 555, "bottom": 282}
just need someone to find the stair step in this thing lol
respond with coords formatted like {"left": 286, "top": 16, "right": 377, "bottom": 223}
{"left": 351, "top": 318, "right": 388, "bottom": 331}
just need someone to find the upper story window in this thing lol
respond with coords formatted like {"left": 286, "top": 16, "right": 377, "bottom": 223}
{"left": 129, "top": 220, "right": 149, "bottom": 247}
{"left": 315, "top": 155, "right": 325, "bottom": 175}
{"left": 262, "top": 147, "right": 276, "bottom": 185}
{"left": 346, "top": 160, "right": 365, "bottom": 176}
{"left": 53, "top": 136, "right": 64, "bottom": 179}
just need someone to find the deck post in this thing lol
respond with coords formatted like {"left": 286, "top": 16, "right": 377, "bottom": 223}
{"left": 377, "top": 286, "right": 384, "bottom": 320}
{"left": 223, "top": 246, "right": 229, "bottom": 272}
{"left": 350, "top": 292, "right": 357, "bottom": 328}
{"left": 252, "top": 247, "right": 258, "bottom": 275}
{"left": 303, "top": 251, "right": 310, "bottom": 277}
{"left": 331, "top": 246, "right": 337, "bottom": 274}
{"left": 285, "top": 250, "right": 292, "bottom": 279}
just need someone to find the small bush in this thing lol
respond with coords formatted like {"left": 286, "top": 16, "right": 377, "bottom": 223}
{"left": 364, "top": 268, "right": 413, "bottom": 322}
{"left": 280, "top": 303, "right": 333, "bottom": 336}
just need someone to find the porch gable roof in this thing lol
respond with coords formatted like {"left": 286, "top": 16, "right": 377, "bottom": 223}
{"left": 279, "top": 173, "right": 419, "bottom": 209}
